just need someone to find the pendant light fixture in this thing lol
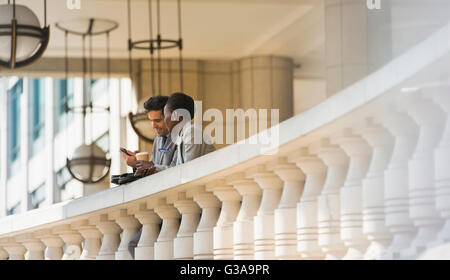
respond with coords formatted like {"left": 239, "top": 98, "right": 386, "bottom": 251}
{"left": 0, "top": 0, "right": 49, "bottom": 69}
{"left": 127, "top": 0, "right": 184, "bottom": 143}
{"left": 56, "top": 18, "right": 118, "bottom": 184}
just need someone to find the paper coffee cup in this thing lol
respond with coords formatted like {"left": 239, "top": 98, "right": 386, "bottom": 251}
{"left": 136, "top": 152, "right": 149, "bottom": 161}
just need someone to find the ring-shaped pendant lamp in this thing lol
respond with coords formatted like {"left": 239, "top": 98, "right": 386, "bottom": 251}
{"left": 0, "top": 1, "right": 50, "bottom": 69}
{"left": 56, "top": 18, "right": 118, "bottom": 184}
{"left": 127, "top": 0, "right": 185, "bottom": 143}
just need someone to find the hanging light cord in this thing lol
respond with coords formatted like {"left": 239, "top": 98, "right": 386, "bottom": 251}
{"left": 177, "top": 0, "right": 183, "bottom": 92}
{"left": 148, "top": 0, "right": 155, "bottom": 96}
{"left": 44, "top": 0, "right": 47, "bottom": 27}
{"left": 157, "top": 0, "right": 162, "bottom": 94}
{"left": 64, "top": 31, "right": 70, "bottom": 161}
{"left": 127, "top": 0, "right": 133, "bottom": 84}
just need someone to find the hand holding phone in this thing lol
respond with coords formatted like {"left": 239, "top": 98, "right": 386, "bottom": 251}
{"left": 120, "top": 147, "right": 131, "bottom": 156}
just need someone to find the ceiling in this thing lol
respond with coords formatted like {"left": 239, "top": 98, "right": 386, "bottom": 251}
{"left": 10, "top": 0, "right": 326, "bottom": 78}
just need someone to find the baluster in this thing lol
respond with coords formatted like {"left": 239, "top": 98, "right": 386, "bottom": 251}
{"left": 53, "top": 224, "right": 84, "bottom": 260}
{"left": 154, "top": 198, "right": 180, "bottom": 260}
{"left": 251, "top": 163, "right": 284, "bottom": 259}
{"left": 226, "top": 173, "right": 261, "bottom": 260}
{"left": 401, "top": 92, "right": 445, "bottom": 258}
{"left": 93, "top": 214, "right": 122, "bottom": 260}
{"left": 360, "top": 118, "right": 394, "bottom": 259}
{"left": 112, "top": 209, "right": 141, "bottom": 260}
{"left": 0, "top": 246, "right": 8, "bottom": 260}
{"left": 290, "top": 144, "right": 327, "bottom": 260}
{"left": 131, "top": 203, "right": 161, "bottom": 260}
{"left": 272, "top": 158, "right": 305, "bottom": 259}
{"left": 206, "top": 179, "right": 241, "bottom": 260}
{"left": 74, "top": 220, "right": 102, "bottom": 260}
{"left": 187, "top": 186, "right": 221, "bottom": 260}
{"left": 381, "top": 109, "right": 418, "bottom": 259}
{"left": 35, "top": 230, "right": 64, "bottom": 260}
{"left": 0, "top": 238, "right": 26, "bottom": 260}
{"left": 17, "top": 234, "right": 46, "bottom": 260}
{"left": 335, "top": 129, "right": 372, "bottom": 259}
{"left": 316, "top": 140, "right": 349, "bottom": 259}
{"left": 172, "top": 192, "right": 201, "bottom": 260}
{"left": 430, "top": 86, "right": 450, "bottom": 244}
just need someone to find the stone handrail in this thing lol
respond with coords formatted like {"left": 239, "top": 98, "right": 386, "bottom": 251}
{"left": 0, "top": 22, "right": 449, "bottom": 260}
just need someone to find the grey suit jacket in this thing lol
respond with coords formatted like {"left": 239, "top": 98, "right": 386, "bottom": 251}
{"left": 174, "top": 123, "right": 215, "bottom": 165}
{"left": 150, "top": 134, "right": 177, "bottom": 172}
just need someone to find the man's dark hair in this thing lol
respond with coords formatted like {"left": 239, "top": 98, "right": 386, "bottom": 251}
{"left": 143, "top": 95, "right": 169, "bottom": 113}
{"left": 166, "top": 92, "right": 195, "bottom": 119}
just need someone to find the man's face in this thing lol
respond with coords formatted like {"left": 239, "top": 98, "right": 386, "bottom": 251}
{"left": 164, "top": 105, "right": 180, "bottom": 132}
{"left": 147, "top": 110, "right": 168, "bottom": 136}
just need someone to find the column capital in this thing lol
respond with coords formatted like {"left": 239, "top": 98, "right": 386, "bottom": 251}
{"left": 91, "top": 214, "right": 122, "bottom": 234}
{"left": 173, "top": 193, "right": 201, "bottom": 215}
{"left": 333, "top": 130, "right": 372, "bottom": 157}
{"left": 206, "top": 179, "right": 241, "bottom": 202}
{"left": 110, "top": 209, "right": 140, "bottom": 230}
{"left": 0, "top": 237, "right": 26, "bottom": 259}
{"left": 154, "top": 198, "right": 181, "bottom": 220}
{"left": 131, "top": 203, "right": 161, "bottom": 225}
{"left": 52, "top": 224, "right": 84, "bottom": 245}
{"left": 227, "top": 172, "right": 262, "bottom": 196}
{"left": 16, "top": 233, "right": 46, "bottom": 252}
{"left": 187, "top": 186, "right": 221, "bottom": 209}
{"left": 34, "top": 229, "right": 65, "bottom": 248}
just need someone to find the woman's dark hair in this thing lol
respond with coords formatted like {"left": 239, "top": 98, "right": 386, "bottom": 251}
{"left": 143, "top": 95, "right": 169, "bottom": 113}
{"left": 166, "top": 92, "right": 195, "bottom": 119}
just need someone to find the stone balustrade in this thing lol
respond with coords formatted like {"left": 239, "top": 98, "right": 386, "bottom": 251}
{"left": 0, "top": 23, "right": 449, "bottom": 260}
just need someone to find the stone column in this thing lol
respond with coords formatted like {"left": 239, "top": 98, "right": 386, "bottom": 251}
{"left": 272, "top": 158, "right": 305, "bottom": 260}
{"left": 290, "top": 145, "right": 327, "bottom": 260}
{"left": 35, "top": 229, "right": 64, "bottom": 260}
{"left": 172, "top": 192, "right": 201, "bottom": 260}
{"left": 226, "top": 173, "right": 261, "bottom": 260}
{"left": 324, "top": 0, "right": 392, "bottom": 96}
{"left": 361, "top": 118, "right": 394, "bottom": 259}
{"left": 0, "top": 238, "right": 26, "bottom": 260}
{"left": 335, "top": 129, "right": 372, "bottom": 259}
{"left": 187, "top": 186, "right": 221, "bottom": 260}
{"left": 112, "top": 209, "right": 141, "bottom": 260}
{"left": 430, "top": 86, "right": 450, "bottom": 244}
{"left": 93, "top": 214, "right": 122, "bottom": 260}
{"left": 316, "top": 141, "right": 349, "bottom": 259}
{"left": 401, "top": 93, "right": 445, "bottom": 259}
{"left": 381, "top": 109, "right": 418, "bottom": 259}
{"left": 0, "top": 246, "right": 8, "bottom": 260}
{"left": 17, "top": 234, "right": 46, "bottom": 260}
{"left": 131, "top": 203, "right": 161, "bottom": 260}
{"left": 206, "top": 179, "right": 241, "bottom": 260}
{"left": 53, "top": 224, "right": 84, "bottom": 260}
{"left": 154, "top": 198, "right": 180, "bottom": 260}
{"left": 251, "top": 163, "right": 284, "bottom": 260}
{"left": 74, "top": 220, "right": 102, "bottom": 260}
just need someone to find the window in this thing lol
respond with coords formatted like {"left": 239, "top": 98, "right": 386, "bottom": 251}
{"left": 30, "top": 78, "right": 45, "bottom": 141}
{"left": 56, "top": 166, "right": 72, "bottom": 190}
{"left": 55, "top": 78, "right": 74, "bottom": 133}
{"left": 8, "top": 79, "right": 22, "bottom": 163}
{"left": 30, "top": 78, "right": 46, "bottom": 156}
{"left": 6, "top": 202, "right": 21, "bottom": 216}
{"left": 30, "top": 183, "right": 46, "bottom": 210}
{"left": 95, "top": 131, "right": 110, "bottom": 153}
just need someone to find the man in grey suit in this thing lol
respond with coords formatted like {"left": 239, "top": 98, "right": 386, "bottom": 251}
{"left": 120, "top": 95, "right": 177, "bottom": 259}
{"left": 164, "top": 92, "right": 216, "bottom": 165}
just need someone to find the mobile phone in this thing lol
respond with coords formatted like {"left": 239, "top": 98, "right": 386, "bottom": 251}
{"left": 120, "top": 147, "right": 131, "bottom": 156}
